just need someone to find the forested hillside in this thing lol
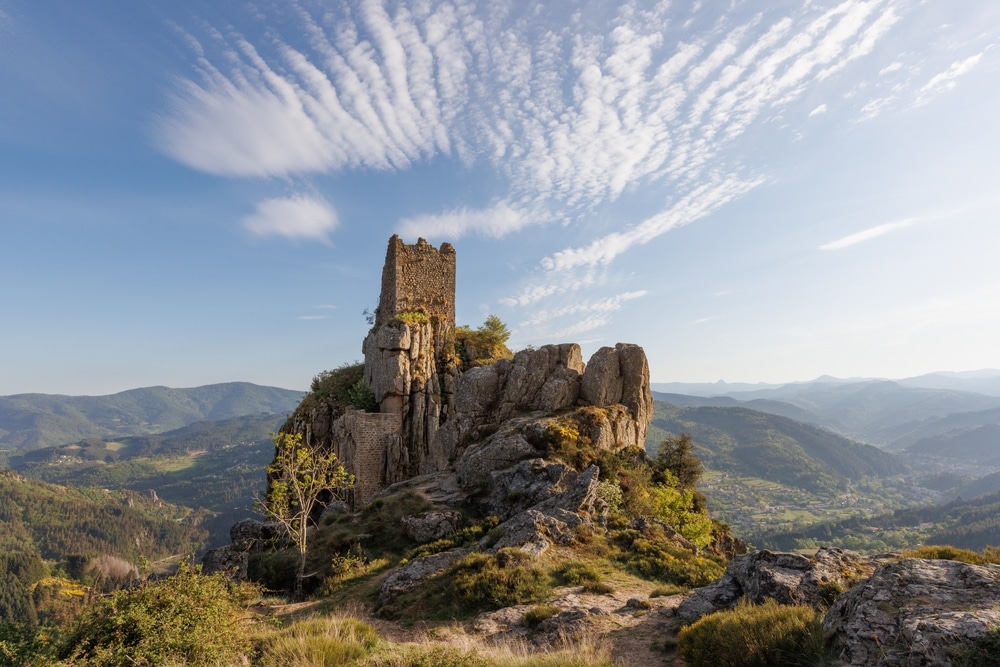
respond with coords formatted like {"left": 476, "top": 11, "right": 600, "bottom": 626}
{"left": 648, "top": 402, "right": 906, "bottom": 492}
{"left": 9, "top": 414, "right": 282, "bottom": 549}
{"left": 0, "top": 470, "right": 206, "bottom": 562}
{"left": 0, "top": 382, "right": 302, "bottom": 450}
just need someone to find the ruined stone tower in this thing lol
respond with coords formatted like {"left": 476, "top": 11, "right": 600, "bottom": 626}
{"left": 363, "top": 235, "right": 460, "bottom": 488}
{"left": 374, "top": 235, "right": 456, "bottom": 328}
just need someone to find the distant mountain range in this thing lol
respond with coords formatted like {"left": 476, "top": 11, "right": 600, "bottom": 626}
{"left": 0, "top": 382, "right": 304, "bottom": 451}
{"left": 647, "top": 401, "right": 907, "bottom": 493}
{"left": 652, "top": 374, "right": 1000, "bottom": 451}
{"left": 651, "top": 369, "right": 1000, "bottom": 398}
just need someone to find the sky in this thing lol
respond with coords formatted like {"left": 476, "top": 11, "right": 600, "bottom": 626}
{"left": 1, "top": 0, "right": 999, "bottom": 396}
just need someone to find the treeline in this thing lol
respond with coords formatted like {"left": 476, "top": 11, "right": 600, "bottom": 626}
{"left": 756, "top": 489, "right": 1000, "bottom": 552}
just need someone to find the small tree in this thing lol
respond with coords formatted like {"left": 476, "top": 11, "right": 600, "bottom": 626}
{"left": 654, "top": 433, "right": 704, "bottom": 489}
{"left": 259, "top": 432, "right": 354, "bottom": 600}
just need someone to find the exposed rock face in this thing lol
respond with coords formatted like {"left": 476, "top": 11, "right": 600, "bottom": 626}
{"left": 378, "top": 547, "right": 471, "bottom": 607}
{"left": 580, "top": 343, "right": 652, "bottom": 446}
{"left": 435, "top": 344, "right": 585, "bottom": 459}
{"left": 401, "top": 510, "right": 463, "bottom": 543}
{"left": 363, "top": 318, "right": 458, "bottom": 480}
{"left": 677, "top": 547, "right": 875, "bottom": 622}
{"left": 824, "top": 558, "right": 1000, "bottom": 666}
{"left": 484, "top": 465, "right": 602, "bottom": 557}
{"left": 201, "top": 547, "right": 247, "bottom": 580}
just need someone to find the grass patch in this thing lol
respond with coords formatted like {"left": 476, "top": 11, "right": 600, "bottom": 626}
{"left": 449, "top": 549, "right": 549, "bottom": 613}
{"left": 678, "top": 599, "right": 826, "bottom": 667}
{"left": 256, "top": 615, "right": 380, "bottom": 667}
{"left": 900, "top": 545, "right": 1000, "bottom": 566}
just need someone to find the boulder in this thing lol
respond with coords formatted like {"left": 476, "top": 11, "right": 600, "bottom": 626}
{"left": 401, "top": 510, "right": 463, "bottom": 543}
{"left": 482, "top": 459, "right": 580, "bottom": 519}
{"left": 677, "top": 547, "right": 875, "bottom": 622}
{"left": 455, "top": 420, "right": 541, "bottom": 489}
{"left": 482, "top": 465, "right": 601, "bottom": 557}
{"left": 378, "top": 547, "right": 471, "bottom": 607}
{"left": 230, "top": 519, "right": 285, "bottom": 552}
{"left": 824, "top": 558, "right": 1000, "bottom": 666}
{"left": 201, "top": 546, "right": 248, "bottom": 581}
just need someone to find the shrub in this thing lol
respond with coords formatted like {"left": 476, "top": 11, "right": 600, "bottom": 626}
{"left": 558, "top": 562, "right": 601, "bottom": 585}
{"left": 678, "top": 599, "right": 825, "bottom": 667}
{"left": 306, "top": 362, "right": 376, "bottom": 413}
{"left": 612, "top": 526, "right": 724, "bottom": 587}
{"left": 581, "top": 580, "right": 615, "bottom": 595}
{"left": 953, "top": 625, "right": 1000, "bottom": 667}
{"left": 60, "top": 561, "right": 267, "bottom": 665}
{"left": 449, "top": 551, "right": 548, "bottom": 612}
{"left": 393, "top": 311, "right": 429, "bottom": 325}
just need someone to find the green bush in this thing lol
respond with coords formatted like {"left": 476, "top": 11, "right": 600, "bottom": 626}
{"left": 306, "top": 362, "right": 376, "bottom": 413}
{"left": 449, "top": 550, "right": 548, "bottom": 612}
{"left": 558, "top": 562, "right": 601, "bottom": 585}
{"left": 678, "top": 599, "right": 825, "bottom": 667}
{"left": 60, "top": 561, "right": 267, "bottom": 665}
{"left": 612, "top": 526, "right": 724, "bottom": 587}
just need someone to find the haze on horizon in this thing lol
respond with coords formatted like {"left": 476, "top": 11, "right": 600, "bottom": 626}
{"left": 1, "top": 1, "right": 998, "bottom": 396}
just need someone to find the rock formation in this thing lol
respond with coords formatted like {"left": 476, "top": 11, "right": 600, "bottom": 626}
{"left": 824, "top": 557, "right": 1000, "bottom": 666}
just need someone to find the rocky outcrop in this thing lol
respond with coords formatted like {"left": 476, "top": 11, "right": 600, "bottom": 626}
{"left": 401, "top": 510, "right": 463, "bottom": 543}
{"left": 435, "top": 344, "right": 585, "bottom": 458}
{"left": 201, "top": 547, "right": 247, "bottom": 580}
{"left": 580, "top": 343, "right": 652, "bottom": 446}
{"left": 677, "top": 547, "right": 875, "bottom": 622}
{"left": 483, "top": 465, "right": 602, "bottom": 557}
{"left": 363, "top": 318, "right": 458, "bottom": 480}
{"left": 377, "top": 547, "right": 471, "bottom": 607}
{"left": 824, "top": 558, "right": 1000, "bottom": 666}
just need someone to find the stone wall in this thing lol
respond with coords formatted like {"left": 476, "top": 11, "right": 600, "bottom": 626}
{"left": 343, "top": 410, "right": 402, "bottom": 506}
{"left": 375, "top": 235, "right": 456, "bottom": 327}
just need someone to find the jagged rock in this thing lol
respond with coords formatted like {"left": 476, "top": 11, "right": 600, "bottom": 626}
{"left": 483, "top": 466, "right": 601, "bottom": 556}
{"left": 377, "top": 547, "right": 470, "bottom": 607}
{"left": 579, "top": 343, "right": 652, "bottom": 447}
{"left": 201, "top": 546, "right": 247, "bottom": 581}
{"left": 455, "top": 419, "right": 541, "bottom": 489}
{"left": 437, "top": 345, "right": 586, "bottom": 457}
{"left": 230, "top": 519, "right": 285, "bottom": 552}
{"left": 824, "top": 558, "right": 1000, "bottom": 666}
{"left": 483, "top": 459, "right": 580, "bottom": 519}
{"left": 375, "top": 471, "right": 465, "bottom": 509}
{"left": 677, "top": 547, "right": 874, "bottom": 622}
{"left": 401, "top": 510, "right": 463, "bottom": 543}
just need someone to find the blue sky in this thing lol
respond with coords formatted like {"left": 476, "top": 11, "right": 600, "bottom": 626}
{"left": 1, "top": 0, "right": 998, "bottom": 396}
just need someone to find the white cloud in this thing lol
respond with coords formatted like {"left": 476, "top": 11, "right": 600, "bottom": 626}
{"left": 819, "top": 217, "right": 919, "bottom": 250}
{"left": 297, "top": 315, "right": 331, "bottom": 321}
{"left": 879, "top": 61, "right": 902, "bottom": 75}
{"left": 313, "top": 304, "right": 337, "bottom": 310}
{"left": 242, "top": 195, "right": 339, "bottom": 242}
{"left": 914, "top": 53, "right": 984, "bottom": 107}
{"left": 809, "top": 103, "right": 828, "bottom": 116}
{"left": 396, "top": 202, "right": 536, "bottom": 240}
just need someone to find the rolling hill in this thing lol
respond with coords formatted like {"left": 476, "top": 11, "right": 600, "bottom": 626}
{"left": 0, "top": 382, "right": 303, "bottom": 451}
{"left": 8, "top": 413, "right": 285, "bottom": 549}
{"left": 647, "top": 401, "right": 907, "bottom": 493}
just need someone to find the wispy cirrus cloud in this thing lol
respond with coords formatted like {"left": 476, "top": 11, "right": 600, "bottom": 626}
{"left": 914, "top": 52, "right": 985, "bottom": 107}
{"left": 820, "top": 217, "right": 919, "bottom": 250}
{"left": 242, "top": 194, "right": 338, "bottom": 242}
{"left": 157, "top": 0, "right": 925, "bottom": 337}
